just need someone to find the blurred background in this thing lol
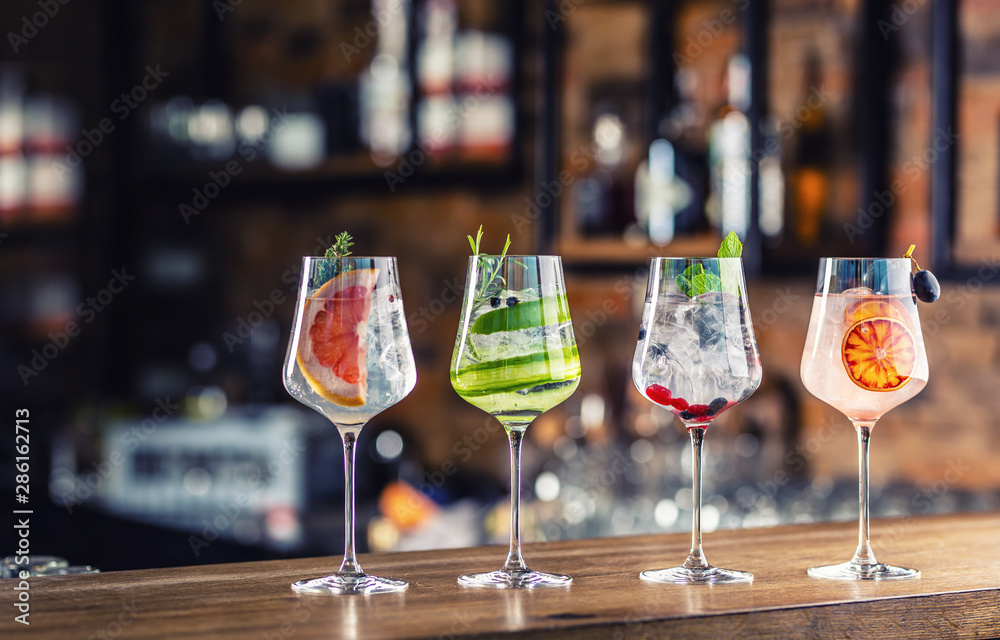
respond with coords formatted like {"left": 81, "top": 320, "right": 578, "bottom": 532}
{"left": 1, "top": 0, "right": 999, "bottom": 572}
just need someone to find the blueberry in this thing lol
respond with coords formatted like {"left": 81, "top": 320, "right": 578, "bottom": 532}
{"left": 679, "top": 411, "right": 695, "bottom": 421}
{"left": 507, "top": 296, "right": 519, "bottom": 306}
{"left": 490, "top": 297, "right": 501, "bottom": 308}
{"left": 649, "top": 345, "right": 666, "bottom": 359}
{"left": 707, "top": 397, "right": 728, "bottom": 416}
{"left": 913, "top": 270, "right": 940, "bottom": 303}
{"left": 637, "top": 327, "right": 646, "bottom": 341}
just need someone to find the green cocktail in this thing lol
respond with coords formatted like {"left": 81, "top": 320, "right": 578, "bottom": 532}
{"left": 451, "top": 294, "right": 580, "bottom": 426}
{"left": 450, "top": 251, "right": 580, "bottom": 588}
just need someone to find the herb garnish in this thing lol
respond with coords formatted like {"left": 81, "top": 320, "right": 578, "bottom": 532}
{"left": 468, "top": 225, "right": 513, "bottom": 303}
{"left": 325, "top": 231, "right": 354, "bottom": 259}
{"left": 317, "top": 231, "right": 355, "bottom": 284}
{"left": 675, "top": 231, "right": 743, "bottom": 298}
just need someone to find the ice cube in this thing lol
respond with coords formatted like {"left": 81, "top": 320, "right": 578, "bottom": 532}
{"left": 721, "top": 291, "right": 749, "bottom": 378}
{"left": 842, "top": 286, "right": 876, "bottom": 297}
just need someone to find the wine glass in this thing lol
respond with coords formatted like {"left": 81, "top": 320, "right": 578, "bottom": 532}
{"left": 800, "top": 257, "right": 929, "bottom": 580}
{"left": 451, "top": 255, "right": 581, "bottom": 588}
{"left": 283, "top": 256, "right": 417, "bottom": 594}
{"left": 632, "top": 257, "right": 762, "bottom": 584}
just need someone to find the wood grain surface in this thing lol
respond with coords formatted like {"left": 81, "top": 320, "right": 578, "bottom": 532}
{"left": 2, "top": 512, "right": 999, "bottom": 639}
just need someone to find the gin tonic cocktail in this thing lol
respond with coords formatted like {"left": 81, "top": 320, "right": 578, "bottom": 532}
{"left": 800, "top": 257, "right": 929, "bottom": 580}
{"left": 283, "top": 256, "right": 416, "bottom": 594}
{"left": 451, "top": 254, "right": 580, "bottom": 588}
{"left": 633, "top": 257, "right": 762, "bottom": 584}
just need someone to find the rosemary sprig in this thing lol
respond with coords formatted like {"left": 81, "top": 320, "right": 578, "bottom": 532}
{"left": 317, "top": 231, "right": 354, "bottom": 284}
{"left": 467, "top": 225, "right": 513, "bottom": 303}
{"left": 325, "top": 231, "right": 354, "bottom": 259}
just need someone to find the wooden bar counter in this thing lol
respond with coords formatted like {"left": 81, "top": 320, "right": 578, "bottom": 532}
{"left": 3, "top": 512, "right": 999, "bottom": 639}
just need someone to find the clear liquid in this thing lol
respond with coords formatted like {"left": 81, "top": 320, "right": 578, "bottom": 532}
{"left": 800, "top": 292, "right": 928, "bottom": 423}
{"left": 451, "top": 292, "right": 580, "bottom": 428}
{"left": 284, "top": 286, "right": 416, "bottom": 427}
{"left": 633, "top": 292, "right": 761, "bottom": 424}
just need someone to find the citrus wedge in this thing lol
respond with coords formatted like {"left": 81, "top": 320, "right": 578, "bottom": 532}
{"left": 842, "top": 316, "right": 916, "bottom": 392}
{"left": 844, "top": 297, "right": 909, "bottom": 326}
{"left": 296, "top": 268, "right": 378, "bottom": 406}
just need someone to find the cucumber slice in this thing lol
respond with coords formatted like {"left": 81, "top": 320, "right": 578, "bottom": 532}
{"left": 451, "top": 347, "right": 580, "bottom": 397}
{"left": 470, "top": 295, "right": 571, "bottom": 335}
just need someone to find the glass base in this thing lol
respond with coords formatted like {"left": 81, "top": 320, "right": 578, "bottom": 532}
{"left": 640, "top": 566, "right": 753, "bottom": 585}
{"left": 292, "top": 573, "right": 408, "bottom": 595}
{"left": 808, "top": 561, "right": 920, "bottom": 581}
{"left": 458, "top": 569, "right": 572, "bottom": 589}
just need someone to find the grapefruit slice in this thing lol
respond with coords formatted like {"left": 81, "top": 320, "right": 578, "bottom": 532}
{"left": 296, "top": 268, "right": 378, "bottom": 406}
{"left": 842, "top": 316, "right": 916, "bottom": 392}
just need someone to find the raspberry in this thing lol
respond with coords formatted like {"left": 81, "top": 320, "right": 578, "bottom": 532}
{"left": 645, "top": 384, "right": 673, "bottom": 406}
{"left": 688, "top": 404, "right": 710, "bottom": 416}
{"left": 670, "top": 397, "right": 689, "bottom": 411}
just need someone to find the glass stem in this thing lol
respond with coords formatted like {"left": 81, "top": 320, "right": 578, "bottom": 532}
{"left": 683, "top": 427, "right": 710, "bottom": 571}
{"left": 338, "top": 427, "right": 363, "bottom": 576}
{"left": 851, "top": 422, "right": 878, "bottom": 567}
{"left": 501, "top": 429, "right": 528, "bottom": 574}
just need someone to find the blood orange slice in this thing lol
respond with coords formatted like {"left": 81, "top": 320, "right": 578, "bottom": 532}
{"left": 296, "top": 268, "right": 378, "bottom": 406}
{"left": 842, "top": 316, "right": 916, "bottom": 392}
{"left": 844, "top": 297, "right": 909, "bottom": 326}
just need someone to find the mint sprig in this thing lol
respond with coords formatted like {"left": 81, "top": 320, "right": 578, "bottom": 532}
{"left": 676, "top": 264, "right": 722, "bottom": 297}
{"left": 718, "top": 231, "right": 743, "bottom": 258}
{"left": 675, "top": 232, "right": 743, "bottom": 297}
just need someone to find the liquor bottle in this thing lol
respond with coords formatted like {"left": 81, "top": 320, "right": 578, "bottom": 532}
{"left": 706, "top": 54, "right": 751, "bottom": 238}
{"left": 788, "top": 49, "right": 831, "bottom": 246}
